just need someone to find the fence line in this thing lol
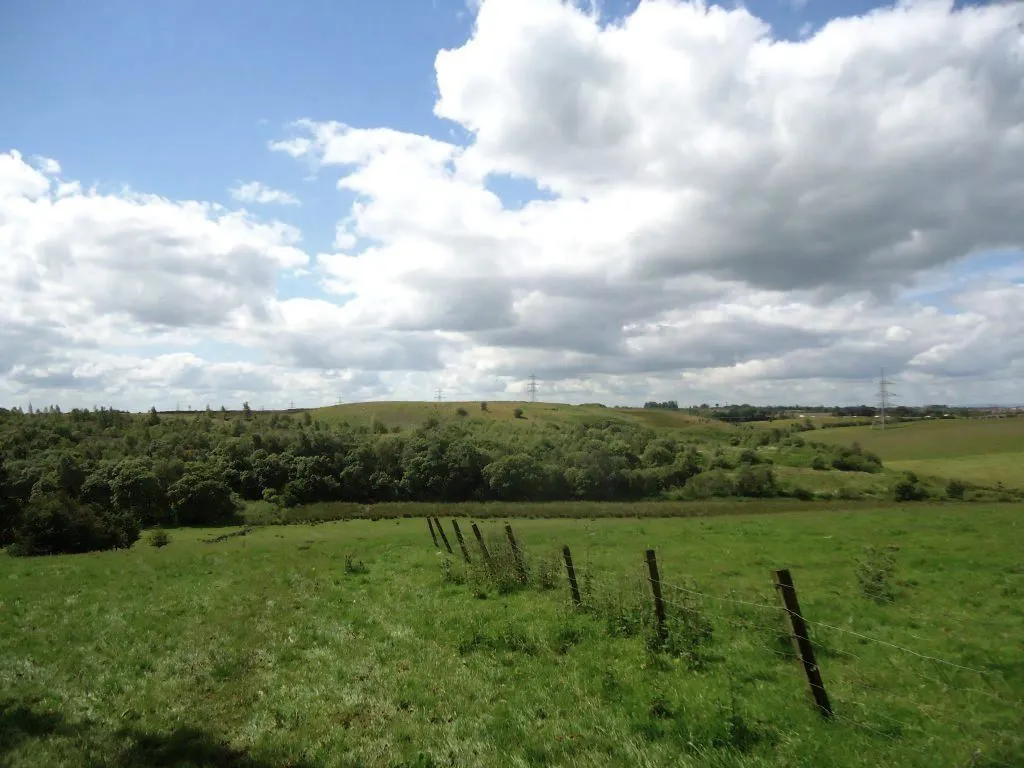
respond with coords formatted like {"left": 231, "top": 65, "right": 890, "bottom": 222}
{"left": 426, "top": 526, "right": 1019, "bottom": 761}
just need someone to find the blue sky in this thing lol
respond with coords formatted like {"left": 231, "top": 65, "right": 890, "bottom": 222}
{"left": 1, "top": 0, "right": 1022, "bottom": 409}
{"left": 2, "top": 0, "right": 912, "bottom": 254}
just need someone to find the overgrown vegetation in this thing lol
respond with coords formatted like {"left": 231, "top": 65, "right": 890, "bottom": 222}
{"left": 3, "top": 404, "right": 1015, "bottom": 555}
{"left": 855, "top": 545, "right": 900, "bottom": 603}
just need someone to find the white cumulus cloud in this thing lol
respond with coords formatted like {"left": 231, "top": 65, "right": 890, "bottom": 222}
{"left": 3, "top": 0, "right": 1024, "bottom": 409}
{"left": 229, "top": 180, "right": 301, "bottom": 206}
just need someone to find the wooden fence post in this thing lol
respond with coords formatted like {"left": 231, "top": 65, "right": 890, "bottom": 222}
{"left": 774, "top": 568, "right": 833, "bottom": 719}
{"left": 471, "top": 523, "right": 491, "bottom": 567}
{"left": 451, "top": 519, "right": 472, "bottom": 563}
{"left": 434, "top": 517, "right": 453, "bottom": 555}
{"left": 427, "top": 517, "right": 439, "bottom": 549}
{"left": 504, "top": 523, "right": 527, "bottom": 582}
{"left": 563, "top": 545, "right": 581, "bottom": 608}
{"left": 645, "top": 549, "right": 667, "bottom": 646}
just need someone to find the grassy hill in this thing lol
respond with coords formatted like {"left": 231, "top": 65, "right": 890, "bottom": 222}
{"left": 306, "top": 400, "right": 722, "bottom": 432}
{"left": 808, "top": 418, "right": 1024, "bottom": 489}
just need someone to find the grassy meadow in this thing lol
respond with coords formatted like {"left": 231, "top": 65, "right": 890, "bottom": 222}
{"left": 305, "top": 401, "right": 720, "bottom": 433}
{"left": 2, "top": 504, "right": 1022, "bottom": 767}
{"left": 810, "top": 418, "right": 1024, "bottom": 490}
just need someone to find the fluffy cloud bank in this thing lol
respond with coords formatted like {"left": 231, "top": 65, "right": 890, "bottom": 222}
{"left": 3, "top": 0, "right": 1023, "bottom": 409}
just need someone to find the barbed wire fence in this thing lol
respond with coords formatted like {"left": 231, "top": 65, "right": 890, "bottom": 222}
{"left": 427, "top": 518, "right": 1022, "bottom": 766}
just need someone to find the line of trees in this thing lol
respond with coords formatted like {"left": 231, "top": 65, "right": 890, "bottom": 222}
{"left": 0, "top": 405, "right": 837, "bottom": 555}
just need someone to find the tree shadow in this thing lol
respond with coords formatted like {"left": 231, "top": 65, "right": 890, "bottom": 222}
{"left": 100, "top": 726, "right": 317, "bottom": 768}
{"left": 2, "top": 699, "right": 314, "bottom": 768}
{"left": 0, "top": 697, "right": 78, "bottom": 757}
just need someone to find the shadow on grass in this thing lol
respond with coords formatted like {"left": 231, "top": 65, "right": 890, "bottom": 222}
{"left": 100, "top": 726, "right": 316, "bottom": 768}
{"left": 0, "top": 698, "right": 77, "bottom": 757}
{"left": 2, "top": 698, "right": 313, "bottom": 768}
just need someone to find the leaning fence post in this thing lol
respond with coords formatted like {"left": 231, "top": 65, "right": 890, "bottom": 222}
{"left": 504, "top": 523, "right": 527, "bottom": 582}
{"left": 471, "top": 523, "right": 491, "bottom": 567}
{"left": 427, "top": 518, "right": 439, "bottom": 549}
{"left": 645, "top": 549, "right": 668, "bottom": 646}
{"left": 434, "top": 517, "right": 453, "bottom": 555}
{"left": 563, "top": 545, "right": 582, "bottom": 608}
{"left": 451, "top": 519, "right": 472, "bottom": 563}
{"left": 774, "top": 568, "right": 833, "bottom": 718}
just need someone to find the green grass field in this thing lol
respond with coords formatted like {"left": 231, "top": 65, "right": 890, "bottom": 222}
{"left": 2, "top": 505, "right": 1022, "bottom": 767}
{"left": 809, "top": 419, "right": 1024, "bottom": 489}
{"left": 304, "top": 401, "right": 717, "bottom": 433}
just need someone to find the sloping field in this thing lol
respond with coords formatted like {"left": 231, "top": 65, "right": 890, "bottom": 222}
{"left": 809, "top": 418, "right": 1024, "bottom": 460}
{"left": 809, "top": 418, "right": 1024, "bottom": 489}
{"left": 1, "top": 506, "right": 1021, "bottom": 767}
{"left": 307, "top": 401, "right": 717, "bottom": 433}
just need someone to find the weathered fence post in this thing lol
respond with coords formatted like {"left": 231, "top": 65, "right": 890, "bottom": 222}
{"left": 504, "top": 523, "right": 527, "bottom": 582}
{"left": 434, "top": 517, "right": 453, "bottom": 555}
{"left": 451, "top": 519, "right": 472, "bottom": 563}
{"left": 645, "top": 549, "right": 667, "bottom": 646}
{"left": 774, "top": 568, "right": 833, "bottom": 718}
{"left": 427, "top": 517, "right": 439, "bottom": 549}
{"left": 563, "top": 545, "right": 582, "bottom": 608}
{"left": 471, "top": 523, "right": 491, "bottom": 567}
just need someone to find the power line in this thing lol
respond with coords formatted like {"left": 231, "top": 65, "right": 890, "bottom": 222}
{"left": 435, "top": 387, "right": 444, "bottom": 404}
{"left": 527, "top": 373, "right": 538, "bottom": 403}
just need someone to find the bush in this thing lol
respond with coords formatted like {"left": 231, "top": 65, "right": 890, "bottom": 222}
{"left": 455, "top": 407, "right": 469, "bottom": 417}
{"left": 9, "top": 495, "right": 139, "bottom": 556}
{"left": 513, "top": 408, "right": 524, "bottom": 419}
{"left": 856, "top": 545, "right": 899, "bottom": 603}
{"left": 681, "top": 469, "right": 735, "bottom": 499}
{"left": 734, "top": 466, "right": 777, "bottom": 498}
{"left": 831, "top": 447, "right": 883, "bottom": 473}
{"left": 893, "top": 474, "right": 928, "bottom": 502}
{"left": 482, "top": 454, "right": 549, "bottom": 501}
{"left": 810, "top": 454, "right": 828, "bottom": 471}
{"left": 788, "top": 486, "right": 814, "bottom": 501}
{"left": 945, "top": 479, "right": 966, "bottom": 500}
{"left": 167, "top": 467, "right": 239, "bottom": 525}
{"left": 532, "top": 552, "right": 561, "bottom": 591}
{"left": 737, "top": 449, "right": 761, "bottom": 465}
{"left": 653, "top": 587, "right": 715, "bottom": 670}
{"left": 149, "top": 529, "right": 171, "bottom": 548}
{"left": 344, "top": 553, "right": 369, "bottom": 575}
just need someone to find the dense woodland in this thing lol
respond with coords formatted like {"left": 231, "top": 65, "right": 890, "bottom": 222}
{"left": 0, "top": 404, "right": 891, "bottom": 555}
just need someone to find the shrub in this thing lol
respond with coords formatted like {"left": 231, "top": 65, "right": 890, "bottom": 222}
{"left": 587, "top": 577, "right": 650, "bottom": 638}
{"left": 737, "top": 449, "right": 760, "bottom": 465}
{"left": 653, "top": 588, "right": 715, "bottom": 670}
{"left": 810, "top": 454, "right": 828, "bottom": 471}
{"left": 831, "top": 447, "right": 883, "bottom": 473}
{"left": 482, "top": 454, "right": 548, "bottom": 501}
{"left": 455, "top": 407, "right": 469, "bottom": 417}
{"left": 149, "top": 529, "right": 171, "bottom": 548}
{"left": 440, "top": 557, "right": 465, "bottom": 585}
{"left": 480, "top": 401, "right": 488, "bottom": 411}
{"left": 167, "top": 467, "right": 239, "bottom": 525}
{"left": 946, "top": 479, "right": 966, "bottom": 500}
{"left": 734, "top": 466, "right": 777, "bottom": 498}
{"left": 513, "top": 408, "right": 524, "bottom": 419}
{"left": 856, "top": 545, "right": 899, "bottom": 603}
{"left": 532, "top": 552, "right": 561, "bottom": 591}
{"left": 893, "top": 474, "right": 927, "bottom": 502}
{"left": 9, "top": 495, "right": 140, "bottom": 556}
{"left": 344, "top": 553, "right": 369, "bottom": 575}
{"left": 789, "top": 486, "right": 814, "bottom": 501}
{"left": 682, "top": 469, "right": 735, "bottom": 499}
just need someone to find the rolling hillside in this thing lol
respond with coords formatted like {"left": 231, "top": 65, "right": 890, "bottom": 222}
{"left": 305, "top": 400, "right": 722, "bottom": 432}
{"left": 809, "top": 417, "right": 1024, "bottom": 489}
